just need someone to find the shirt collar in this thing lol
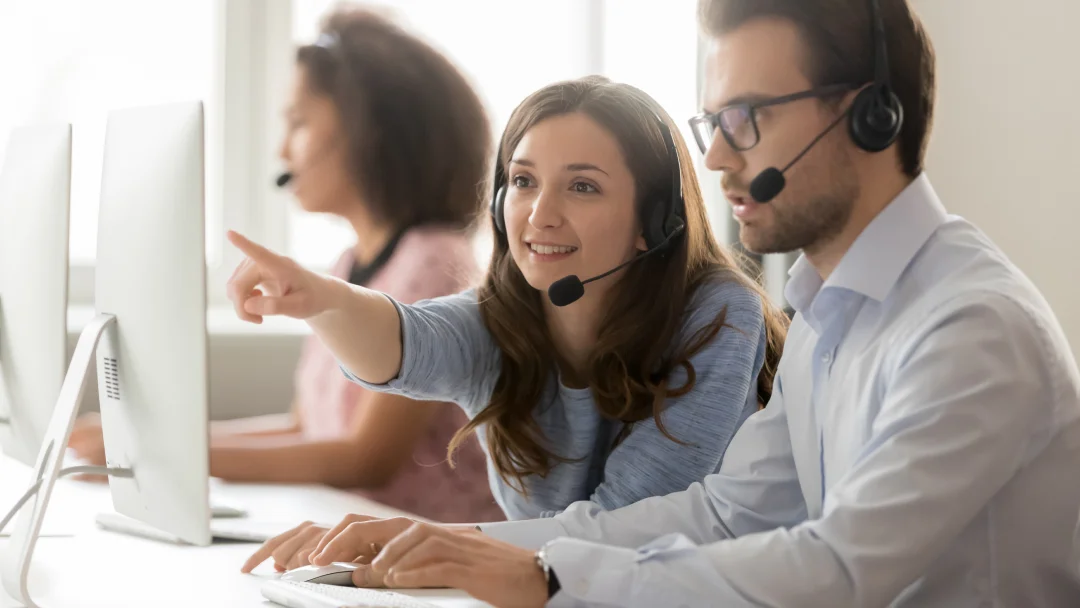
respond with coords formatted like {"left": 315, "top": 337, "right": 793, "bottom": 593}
{"left": 785, "top": 173, "right": 947, "bottom": 312}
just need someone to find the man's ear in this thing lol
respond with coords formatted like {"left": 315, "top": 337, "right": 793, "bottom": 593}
{"left": 834, "top": 84, "right": 872, "bottom": 117}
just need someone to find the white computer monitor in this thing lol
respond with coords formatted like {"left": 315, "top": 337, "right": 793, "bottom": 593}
{"left": 2, "top": 101, "right": 211, "bottom": 608}
{"left": 0, "top": 124, "right": 71, "bottom": 466}
{"left": 94, "top": 100, "right": 212, "bottom": 546}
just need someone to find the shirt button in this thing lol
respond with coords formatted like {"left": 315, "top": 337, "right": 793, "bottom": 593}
{"left": 822, "top": 352, "right": 832, "bottom": 363}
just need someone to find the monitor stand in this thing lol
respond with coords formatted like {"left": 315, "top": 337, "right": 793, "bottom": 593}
{"left": 0, "top": 314, "right": 127, "bottom": 608}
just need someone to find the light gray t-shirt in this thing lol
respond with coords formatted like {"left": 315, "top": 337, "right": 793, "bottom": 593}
{"left": 344, "top": 279, "right": 768, "bottom": 520}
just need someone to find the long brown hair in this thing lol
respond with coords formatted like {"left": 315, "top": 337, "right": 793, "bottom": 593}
{"left": 296, "top": 7, "right": 490, "bottom": 229}
{"left": 449, "top": 77, "right": 788, "bottom": 492}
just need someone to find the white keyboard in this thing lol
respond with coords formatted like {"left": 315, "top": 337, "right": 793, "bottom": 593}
{"left": 260, "top": 580, "right": 441, "bottom": 608}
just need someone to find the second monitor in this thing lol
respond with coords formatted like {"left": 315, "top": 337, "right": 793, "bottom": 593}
{"left": 0, "top": 124, "right": 71, "bottom": 467}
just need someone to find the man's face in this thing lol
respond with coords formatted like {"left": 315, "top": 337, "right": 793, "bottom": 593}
{"left": 702, "top": 18, "right": 859, "bottom": 255}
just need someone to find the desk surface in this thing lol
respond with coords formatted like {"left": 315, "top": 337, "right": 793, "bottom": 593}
{"left": 0, "top": 457, "right": 491, "bottom": 608}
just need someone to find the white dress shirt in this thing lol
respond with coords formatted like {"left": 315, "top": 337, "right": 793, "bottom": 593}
{"left": 482, "top": 174, "right": 1080, "bottom": 607}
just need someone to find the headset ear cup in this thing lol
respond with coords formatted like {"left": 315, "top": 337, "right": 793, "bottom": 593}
{"left": 849, "top": 85, "right": 903, "bottom": 153}
{"left": 665, "top": 213, "right": 686, "bottom": 239}
{"left": 491, "top": 185, "right": 507, "bottom": 234}
{"left": 642, "top": 199, "right": 668, "bottom": 250}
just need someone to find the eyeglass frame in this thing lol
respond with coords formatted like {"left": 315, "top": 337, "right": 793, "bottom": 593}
{"left": 687, "top": 83, "right": 856, "bottom": 155}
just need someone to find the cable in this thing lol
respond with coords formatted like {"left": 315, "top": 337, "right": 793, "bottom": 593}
{"left": 0, "top": 465, "right": 133, "bottom": 535}
{"left": 0, "top": 480, "right": 43, "bottom": 536}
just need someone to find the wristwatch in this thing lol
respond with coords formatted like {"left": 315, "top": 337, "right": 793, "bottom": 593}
{"left": 535, "top": 542, "right": 562, "bottom": 599}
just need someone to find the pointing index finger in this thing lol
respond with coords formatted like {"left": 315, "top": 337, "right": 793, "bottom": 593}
{"left": 227, "top": 230, "right": 286, "bottom": 270}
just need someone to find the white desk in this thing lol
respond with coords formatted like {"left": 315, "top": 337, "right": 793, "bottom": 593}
{"left": 0, "top": 457, "right": 491, "bottom": 608}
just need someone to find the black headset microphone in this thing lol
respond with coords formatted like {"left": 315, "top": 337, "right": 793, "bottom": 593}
{"left": 748, "top": 0, "right": 903, "bottom": 204}
{"left": 490, "top": 114, "right": 687, "bottom": 308}
{"left": 748, "top": 107, "right": 854, "bottom": 204}
{"left": 547, "top": 228, "right": 683, "bottom": 307}
{"left": 274, "top": 138, "right": 342, "bottom": 189}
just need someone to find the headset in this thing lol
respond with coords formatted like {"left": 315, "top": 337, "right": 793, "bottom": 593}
{"left": 488, "top": 110, "right": 687, "bottom": 306}
{"left": 749, "top": 0, "right": 905, "bottom": 203}
{"left": 849, "top": 0, "right": 904, "bottom": 153}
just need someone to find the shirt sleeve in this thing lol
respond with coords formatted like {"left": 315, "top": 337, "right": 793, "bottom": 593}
{"left": 341, "top": 290, "right": 501, "bottom": 411}
{"left": 540, "top": 294, "right": 1055, "bottom": 607}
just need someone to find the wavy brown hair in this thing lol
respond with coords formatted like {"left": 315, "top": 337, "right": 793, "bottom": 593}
{"left": 449, "top": 77, "right": 788, "bottom": 492}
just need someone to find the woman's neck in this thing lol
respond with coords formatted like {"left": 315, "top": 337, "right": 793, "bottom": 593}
{"left": 543, "top": 294, "right": 604, "bottom": 387}
{"left": 343, "top": 206, "right": 396, "bottom": 267}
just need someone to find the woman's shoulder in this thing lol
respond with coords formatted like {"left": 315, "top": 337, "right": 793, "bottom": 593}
{"left": 668, "top": 274, "right": 770, "bottom": 393}
{"left": 684, "top": 271, "right": 765, "bottom": 330}
{"left": 396, "top": 225, "right": 479, "bottom": 269}
{"left": 373, "top": 226, "right": 483, "bottom": 302}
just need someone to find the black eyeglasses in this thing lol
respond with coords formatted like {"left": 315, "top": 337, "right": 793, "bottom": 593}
{"left": 687, "top": 84, "right": 855, "bottom": 155}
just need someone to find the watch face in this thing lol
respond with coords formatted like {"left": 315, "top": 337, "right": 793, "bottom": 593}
{"left": 537, "top": 547, "right": 561, "bottom": 599}
{"left": 535, "top": 550, "right": 550, "bottom": 578}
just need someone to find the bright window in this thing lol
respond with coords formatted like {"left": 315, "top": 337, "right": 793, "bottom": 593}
{"left": 0, "top": 0, "right": 217, "bottom": 265}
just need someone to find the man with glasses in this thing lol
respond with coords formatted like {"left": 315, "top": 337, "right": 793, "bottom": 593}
{"left": 281, "top": 1, "right": 1080, "bottom": 606}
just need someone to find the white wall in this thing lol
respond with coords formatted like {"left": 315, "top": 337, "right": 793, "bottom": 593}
{"left": 913, "top": 0, "right": 1080, "bottom": 351}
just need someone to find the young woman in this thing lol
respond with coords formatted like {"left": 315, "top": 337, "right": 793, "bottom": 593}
{"left": 234, "top": 76, "right": 789, "bottom": 573}
{"left": 67, "top": 7, "right": 502, "bottom": 524}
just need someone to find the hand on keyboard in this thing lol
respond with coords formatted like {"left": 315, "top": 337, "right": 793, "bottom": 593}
{"left": 310, "top": 515, "right": 415, "bottom": 567}
{"left": 359, "top": 522, "right": 547, "bottom": 608}
{"left": 244, "top": 514, "right": 414, "bottom": 576}
{"left": 242, "top": 520, "right": 333, "bottom": 573}
{"left": 249, "top": 515, "right": 549, "bottom": 606}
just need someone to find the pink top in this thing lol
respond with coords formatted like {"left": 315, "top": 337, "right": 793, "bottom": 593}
{"left": 293, "top": 226, "right": 503, "bottom": 523}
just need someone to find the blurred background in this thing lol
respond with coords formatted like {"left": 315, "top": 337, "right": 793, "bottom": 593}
{"left": 0, "top": 0, "right": 1077, "bottom": 420}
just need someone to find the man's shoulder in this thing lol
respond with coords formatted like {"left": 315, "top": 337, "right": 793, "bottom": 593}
{"left": 873, "top": 215, "right": 1067, "bottom": 368}
{"left": 895, "top": 216, "right": 1050, "bottom": 322}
